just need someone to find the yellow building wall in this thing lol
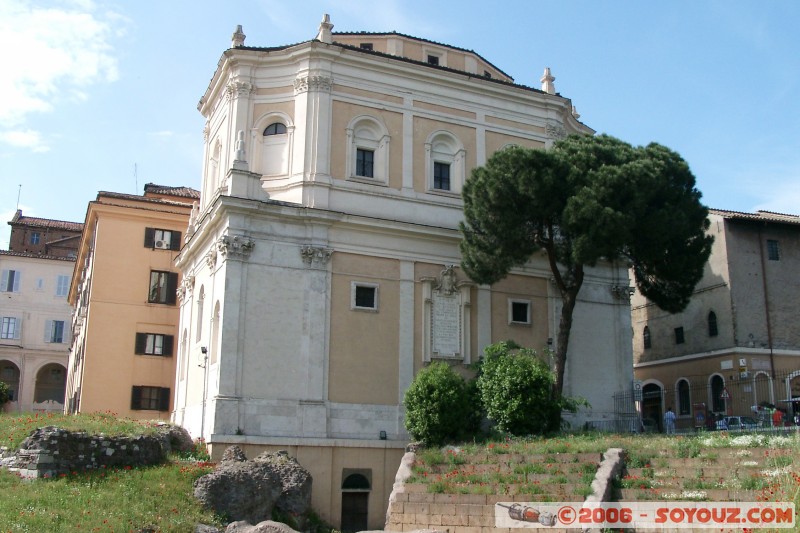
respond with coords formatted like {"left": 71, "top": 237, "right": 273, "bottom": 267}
{"left": 328, "top": 253, "right": 400, "bottom": 405}
{"left": 490, "top": 274, "right": 550, "bottom": 352}
{"left": 77, "top": 204, "right": 188, "bottom": 419}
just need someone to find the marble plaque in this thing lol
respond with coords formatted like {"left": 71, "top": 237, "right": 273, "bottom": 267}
{"left": 431, "top": 291, "right": 460, "bottom": 356}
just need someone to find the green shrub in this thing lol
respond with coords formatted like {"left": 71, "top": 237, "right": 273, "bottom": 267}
{"left": 404, "top": 362, "right": 470, "bottom": 445}
{"left": 0, "top": 382, "right": 8, "bottom": 406}
{"left": 477, "top": 341, "right": 562, "bottom": 435}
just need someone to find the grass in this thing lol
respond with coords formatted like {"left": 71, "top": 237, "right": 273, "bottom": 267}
{"left": 0, "top": 412, "right": 226, "bottom": 532}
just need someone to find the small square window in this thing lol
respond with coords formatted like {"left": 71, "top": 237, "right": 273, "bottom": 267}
{"left": 427, "top": 54, "right": 439, "bottom": 66}
{"left": 351, "top": 282, "right": 378, "bottom": 311}
{"left": 359, "top": 43, "right": 373, "bottom": 51}
{"left": 56, "top": 274, "right": 70, "bottom": 297}
{"left": 484, "top": 71, "right": 492, "bottom": 78}
{"left": 131, "top": 386, "right": 170, "bottom": 411}
{"left": 767, "top": 239, "right": 780, "bottom": 261}
{"left": 433, "top": 162, "right": 451, "bottom": 191}
{"left": 135, "top": 333, "right": 174, "bottom": 356}
{"left": 47, "top": 320, "right": 65, "bottom": 343}
{"left": 674, "top": 326, "right": 685, "bottom": 345}
{"left": 509, "top": 299, "right": 531, "bottom": 325}
{"left": 148, "top": 270, "right": 178, "bottom": 305}
{"left": 1, "top": 317, "right": 20, "bottom": 340}
{"left": 1, "top": 269, "right": 20, "bottom": 293}
{"left": 356, "top": 148, "right": 374, "bottom": 178}
{"left": 144, "top": 227, "right": 182, "bottom": 251}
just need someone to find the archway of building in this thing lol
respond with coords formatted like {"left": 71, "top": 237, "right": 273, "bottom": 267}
{"left": 33, "top": 363, "right": 67, "bottom": 405}
{"left": 341, "top": 472, "right": 370, "bottom": 533}
{"left": 642, "top": 383, "right": 663, "bottom": 433}
{"left": 0, "top": 360, "right": 20, "bottom": 407}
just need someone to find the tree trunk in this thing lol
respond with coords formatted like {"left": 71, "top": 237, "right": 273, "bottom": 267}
{"left": 552, "top": 288, "right": 578, "bottom": 399}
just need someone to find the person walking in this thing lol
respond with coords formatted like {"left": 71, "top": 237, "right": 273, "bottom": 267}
{"left": 664, "top": 407, "right": 677, "bottom": 434}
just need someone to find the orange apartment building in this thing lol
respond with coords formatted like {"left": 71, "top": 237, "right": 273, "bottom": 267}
{"left": 66, "top": 184, "right": 198, "bottom": 419}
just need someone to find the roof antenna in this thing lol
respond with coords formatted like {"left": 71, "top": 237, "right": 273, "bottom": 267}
{"left": 16, "top": 184, "right": 21, "bottom": 210}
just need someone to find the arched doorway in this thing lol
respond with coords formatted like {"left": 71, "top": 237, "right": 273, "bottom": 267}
{"left": 709, "top": 374, "right": 725, "bottom": 414}
{"left": 642, "top": 383, "right": 663, "bottom": 432}
{"left": 0, "top": 361, "right": 20, "bottom": 410}
{"left": 341, "top": 471, "right": 370, "bottom": 533}
{"left": 33, "top": 363, "right": 67, "bottom": 407}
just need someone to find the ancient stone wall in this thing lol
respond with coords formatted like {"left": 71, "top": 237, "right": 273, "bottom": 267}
{"left": 8, "top": 426, "right": 170, "bottom": 479}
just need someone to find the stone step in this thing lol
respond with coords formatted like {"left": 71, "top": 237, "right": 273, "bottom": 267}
{"left": 626, "top": 466, "right": 770, "bottom": 479}
{"left": 424, "top": 462, "right": 598, "bottom": 475}
{"left": 619, "top": 487, "right": 761, "bottom": 501}
{"left": 460, "top": 452, "right": 603, "bottom": 464}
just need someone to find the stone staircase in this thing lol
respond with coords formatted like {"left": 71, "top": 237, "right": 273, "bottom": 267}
{"left": 385, "top": 449, "right": 605, "bottom": 533}
{"left": 616, "top": 446, "right": 793, "bottom": 503}
{"left": 384, "top": 443, "right": 795, "bottom": 533}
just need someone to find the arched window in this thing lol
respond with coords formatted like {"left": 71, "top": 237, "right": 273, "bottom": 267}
{"left": 196, "top": 286, "right": 205, "bottom": 343}
{"left": 425, "top": 131, "right": 465, "bottom": 194}
{"left": 708, "top": 311, "right": 718, "bottom": 337}
{"left": 210, "top": 301, "right": 220, "bottom": 365}
{"left": 710, "top": 374, "right": 725, "bottom": 413}
{"left": 263, "top": 122, "right": 287, "bottom": 136}
{"left": 643, "top": 326, "right": 651, "bottom": 349}
{"left": 677, "top": 379, "right": 691, "bottom": 415}
{"left": 255, "top": 114, "right": 292, "bottom": 176}
{"left": 179, "top": 329, "right": 188, "bottom": 382}
{"left": 346, "top": 116, "right": 390, "bottom": 184}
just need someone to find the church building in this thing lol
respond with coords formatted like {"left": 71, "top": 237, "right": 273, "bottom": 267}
{"left": 173, "top": 16, "right": 633, "bottom": 529}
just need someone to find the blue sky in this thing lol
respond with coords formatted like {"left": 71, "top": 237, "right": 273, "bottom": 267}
{"left": 1, "top": 0, "right": 798, "bottom": 248}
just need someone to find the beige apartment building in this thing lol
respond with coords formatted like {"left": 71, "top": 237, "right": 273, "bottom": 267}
{"left": 1, "top": 211, "right": 82, "bottom": 412}
{"left": 173, "top": 17, "right": 634, "bottom": 530}
{"left": 632, "top": 209, "right": 800, "bottom": 431}
{"left": 66, "top": 184, "right": 198, "bottom": 420}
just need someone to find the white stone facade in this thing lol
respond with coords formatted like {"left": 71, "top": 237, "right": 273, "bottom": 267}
{"left": 174, "top": 18, "right": 633, "bottom": 529}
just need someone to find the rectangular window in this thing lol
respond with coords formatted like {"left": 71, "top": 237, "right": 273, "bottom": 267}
{"left": 359, "top": 43, "right": 373, "bottom": 50}
{"left": 130, "top": 386, "right": 170, "bottom": 411}
{"left": 433, "top": 162, "right": 451, "bottom": 191}
{"left": 427, "top": 54, "right": 439, "bottom": 66}
{"left": 1, "top": 317, "right": 20, "bottom": 340}
{"left": 148, "top": 271, "right": 178, "bottom": 305}
{"left": 767, "top": 239, "right": 780, "bottom": 261}
{"left": 674, "top": 326, "right": 685, "bottom": 345}
{"left": 352, "top": 282, "right": 378, "bottom": 311}
{"left": 509, "top": 299, "right": 531, "bottom": 324}
{"left": 45, "top": 320, "right": 65, "bottom": 343}
{"left": 1, "top": 269, "right": 21, "bottom": 293}
{"left": 356, "top": 148, "right": 375, "bottom": 177}
{"left": 56, "top": 274, "right": 70, "bottom": 297}
{"left": 30, "top": 232, "right": 40, "bottom": 245}
{"left": 135, "top": 333, "right": 174, "bottom": 356}
{"left": 144, "top": 227, "right": 182, "bottom": 251}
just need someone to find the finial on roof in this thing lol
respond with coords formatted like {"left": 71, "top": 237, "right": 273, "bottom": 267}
{"left": 572, "top": 105, "right": 580, "bottom": 120}
{"left": 231, "top": 25, "right": 246, "bottom": 47}
{"left": 316, "top": 14, "right": 333, "bottom": 44}
{"left": 540, "top": 67, "right": 556, "bottom": 95}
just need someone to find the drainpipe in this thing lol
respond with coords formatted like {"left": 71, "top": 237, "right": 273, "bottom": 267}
{"left": 756, "top": 225, "right": 776, "bottom": 380}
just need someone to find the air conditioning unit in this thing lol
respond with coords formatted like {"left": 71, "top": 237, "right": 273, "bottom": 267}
{"left": 154, "top": 239, "right": 170, "bottom": 250}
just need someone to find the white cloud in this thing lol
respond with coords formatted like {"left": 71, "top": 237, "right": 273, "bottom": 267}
{"left": 0, "top": 129, "right": 49, "bottom": 152}
{"left": 0, "top": 0, "right": 122, "bottom": 134}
